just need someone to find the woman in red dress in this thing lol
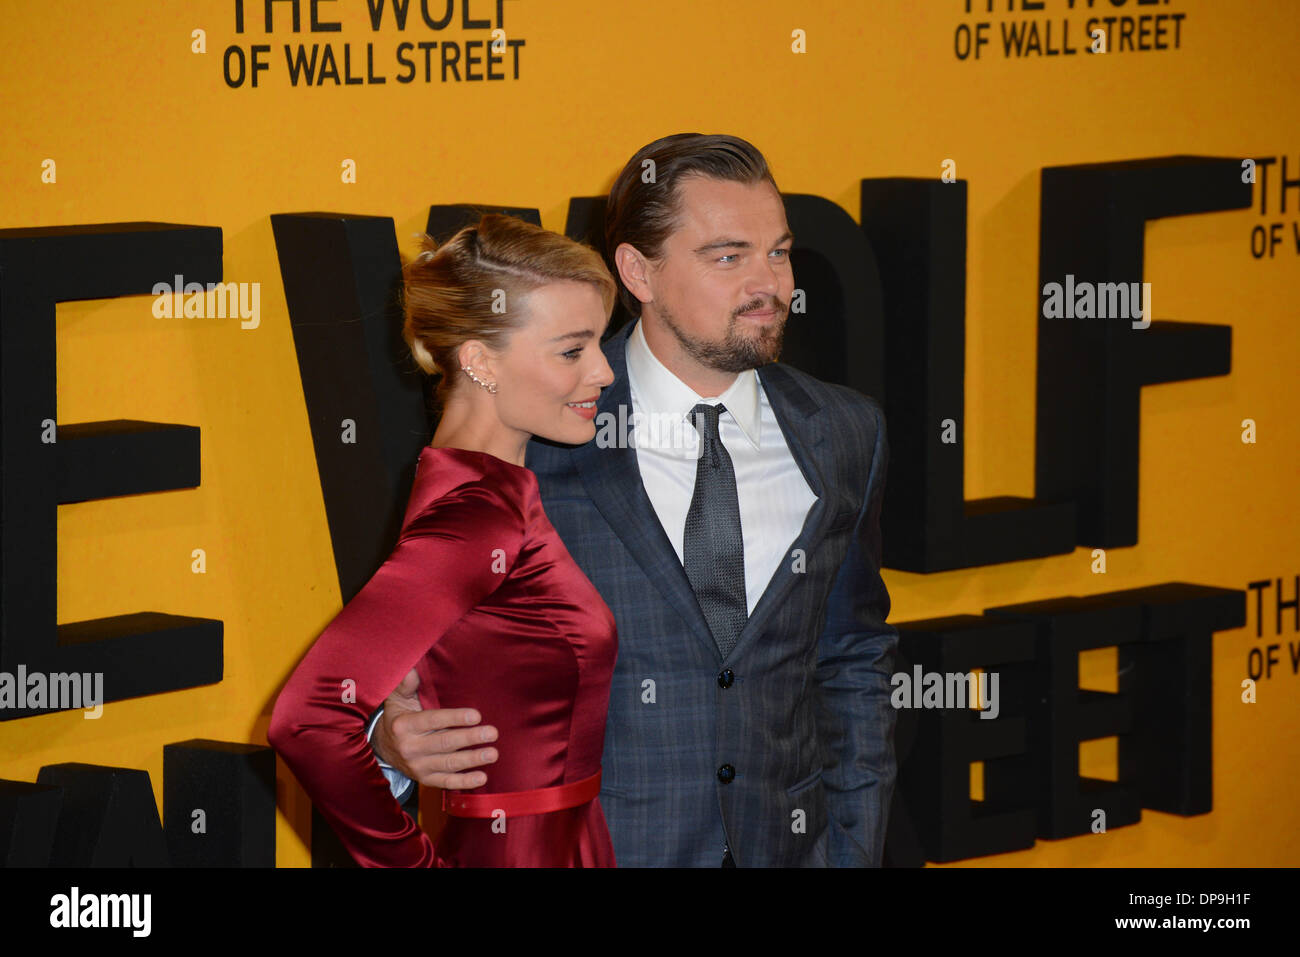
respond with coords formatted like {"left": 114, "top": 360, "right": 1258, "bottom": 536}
{"left": 268, "top": 214, "right": 619, "bottom": 866}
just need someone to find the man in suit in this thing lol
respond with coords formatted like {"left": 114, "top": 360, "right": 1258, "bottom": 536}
{"left": 370, "top": 133, "right": 898, "bottom": 866}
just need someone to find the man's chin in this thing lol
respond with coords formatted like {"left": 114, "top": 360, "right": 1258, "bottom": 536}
{"left": 663, "top": 310, "right": 785, "bottom": 372}
{"left": 738, "top": 324, "right": 785, "bottom": 365}
{"left": 710, "top": 337, "right": 783, "bottom": 372}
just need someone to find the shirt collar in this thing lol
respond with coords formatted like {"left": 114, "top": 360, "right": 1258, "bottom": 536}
{"left": 624, "top": 319, "right": 763, "bottom": 450}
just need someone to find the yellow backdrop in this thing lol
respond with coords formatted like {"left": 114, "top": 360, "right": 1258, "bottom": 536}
{"left": 1, "top": 0, "right": 1296, "bottom": 866}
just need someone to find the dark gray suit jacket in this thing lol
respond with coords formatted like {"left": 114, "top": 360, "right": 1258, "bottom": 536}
{"left": 525, "top": 318, "right": 897, "bottom": 867}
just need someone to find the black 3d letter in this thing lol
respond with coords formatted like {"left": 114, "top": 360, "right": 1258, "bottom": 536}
{"left": 862, "top": 179, "right": 1076, "bottom": 572}
{"left": 1037, "top": 157, "right": 1249, "bottom": 547}
{"left": 0, "top": 223, "right": 224, "bottom": 719}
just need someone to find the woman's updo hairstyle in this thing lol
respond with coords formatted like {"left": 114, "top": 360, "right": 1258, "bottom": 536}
{"left": 402, "top": 213, "right": 616, "bottom": 406}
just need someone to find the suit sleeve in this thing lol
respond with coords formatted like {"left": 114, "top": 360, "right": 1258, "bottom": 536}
{"left": 813, "top": 399, "right": 899, "bottom": 867}
{"left": 268, "top": 482, "right": 523, "bottom": 867}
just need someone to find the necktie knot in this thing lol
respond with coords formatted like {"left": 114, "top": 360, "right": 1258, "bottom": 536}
{"left": 690, "top": 403, "right": 725, "bottom": 468}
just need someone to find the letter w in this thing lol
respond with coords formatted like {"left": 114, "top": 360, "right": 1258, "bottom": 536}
{"left": 366, "top": 0, "right": 412, "bottom": 29}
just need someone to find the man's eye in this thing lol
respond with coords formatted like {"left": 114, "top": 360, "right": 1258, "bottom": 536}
{"left": 771, "top": 248, "right": 791, "bottom": 259}
{"left": 562, "top": 347, "right": 583, "bottom": 360}
{"left": 717, "top": 253, "right": 739, "bottom": 264}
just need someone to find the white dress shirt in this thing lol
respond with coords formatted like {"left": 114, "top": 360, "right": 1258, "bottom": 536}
{"left": 624, "top": 320, "right": 816, "bottom": 616}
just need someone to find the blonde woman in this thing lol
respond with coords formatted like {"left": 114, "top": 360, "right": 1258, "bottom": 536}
{"left": 269, "top": 214, "right": 618, "bottom": 866}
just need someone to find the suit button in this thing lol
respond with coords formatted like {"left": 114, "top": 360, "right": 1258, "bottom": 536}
{"left": 717, "top": 669, "right": 735, "bottom": 689}
{"left": 717, "top": 764, "right": 735, "bottom": 783}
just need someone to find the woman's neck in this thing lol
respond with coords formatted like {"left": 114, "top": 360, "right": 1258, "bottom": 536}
{"left": 429, "top": 396, "right": 529, "bottom": 467}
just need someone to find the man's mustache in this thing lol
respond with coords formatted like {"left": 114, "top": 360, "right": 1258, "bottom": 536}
{"left": 733, "top": 296, "right": 788, "bottom": 319}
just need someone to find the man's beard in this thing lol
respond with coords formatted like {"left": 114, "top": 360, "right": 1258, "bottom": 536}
{"left": 657, "top": 296, "right": 788, "bottom": 373}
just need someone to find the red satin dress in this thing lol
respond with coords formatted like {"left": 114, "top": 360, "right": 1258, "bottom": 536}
{"left": 269, "top": 446, "right": 618, "bottom": 867}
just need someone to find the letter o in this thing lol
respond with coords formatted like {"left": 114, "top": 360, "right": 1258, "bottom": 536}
{"left": 1250, "top": 224, "right": 1268, "bottom": 259}
{"left": 954, "top": 24, "right": 972, "bottom": 60}
{"left": 1247, "top": 646, "right": 1263, "bottom": 680}
{"left": 224, "top": 45, "right": 246, "bottom": 87}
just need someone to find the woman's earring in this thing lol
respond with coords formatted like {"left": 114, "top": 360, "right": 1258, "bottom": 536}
{"left": 462, "top": 366, "right": 498, "bottom": 394}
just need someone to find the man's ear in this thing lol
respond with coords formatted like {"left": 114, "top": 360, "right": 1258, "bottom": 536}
{"left": 614, "top": 243, "right": 654, "bottom": 307}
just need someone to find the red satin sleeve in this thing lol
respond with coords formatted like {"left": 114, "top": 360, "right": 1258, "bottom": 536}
{"left": 268, "top": 480, "right": 524, "bottom": 867}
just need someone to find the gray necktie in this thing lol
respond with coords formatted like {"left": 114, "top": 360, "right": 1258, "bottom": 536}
{"left": 683, "top": 403, "right": 747, "bottom": 658}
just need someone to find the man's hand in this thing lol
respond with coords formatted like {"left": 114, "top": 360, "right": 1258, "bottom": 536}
{"left": 373, "top": 668, "right": 498, "bottom": 789}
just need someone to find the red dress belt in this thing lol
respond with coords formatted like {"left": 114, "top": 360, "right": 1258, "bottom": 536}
{"left": 442, "top": 770, "right": 602, "bottom": 818}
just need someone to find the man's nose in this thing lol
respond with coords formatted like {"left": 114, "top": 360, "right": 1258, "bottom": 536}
{"left": 746, "top": 257, "right": 782, "bottom": 298}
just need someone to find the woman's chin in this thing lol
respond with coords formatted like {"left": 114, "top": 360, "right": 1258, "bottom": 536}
{"left": 533, "top": 418, "right": 598, "bottom": 448}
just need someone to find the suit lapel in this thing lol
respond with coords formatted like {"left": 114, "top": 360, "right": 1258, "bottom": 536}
{"left": 725, "top": 362, "right": 838, "bottom": 662}
{"left": 571, "top": 321, "right": 720, "bottom": 658}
